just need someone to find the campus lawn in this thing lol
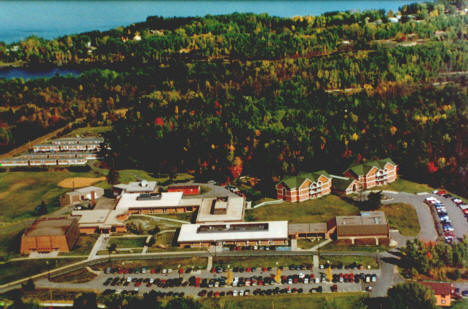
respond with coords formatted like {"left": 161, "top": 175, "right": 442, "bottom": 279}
{"left": 319, "top": 255, "right": 379, "bottom": 269}
{"left": 378, "top": 178, "right": 434, "bottom": 193}
{"left": 63, "top": 125, "right": 112, "bottom": 137}
{"left": 381, "top": 203, "right": 420, "bottom": 237}
{"left": 297, "top": 239, "right": 321, "bottom": 249}
{"left": 213, "top": 256, "right": 316, "bottom": 269}
{"left": 200, "top": 293, "right": 368, "bottom": 309}
{"left": 246, "top": 194, "right": 360, "bottom": 223}
{"left": 92, "top": 257, "right": 207, "bottom": 271}
{"left": 0, "top": 258, "right": 85, "bottom": 285}
{"left": 321, "top": 242, "right": 389, "bottom": 253}
{"left": 60, "top": 234, "right": 99, "bottom": 256}
{"left": 107, "top": 237, "right": 147, "bottom": 248}
{"left": 50, "top": 267, "right": 97, "bottom": 283}
{"left": 155, "top": 212, "right": 194, "bottom": 223}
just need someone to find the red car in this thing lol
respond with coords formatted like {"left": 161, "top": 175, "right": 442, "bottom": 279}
{"left": 436, "top": 190, "right": 447, "bottom": 196}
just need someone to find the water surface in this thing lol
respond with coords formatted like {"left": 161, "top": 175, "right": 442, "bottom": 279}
{"left": 0, "top": 1, "right": 425, "bottom": 43}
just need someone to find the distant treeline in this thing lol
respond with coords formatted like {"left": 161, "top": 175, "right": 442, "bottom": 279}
{"left": 0, "top": 3, "right": 466, "bottom": 197}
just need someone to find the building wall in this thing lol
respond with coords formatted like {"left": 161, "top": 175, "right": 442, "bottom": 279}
{"left": 344, "top": 163, "right": 398, "bottom": 190}
{"left": 179, "top": 239, "right": 288, "bottom": 248}
{"left": 277, "top": 175, "right": 332, "bottom": 203}
{"left": 21, "top": 235, "right": 71, "bottom": 254}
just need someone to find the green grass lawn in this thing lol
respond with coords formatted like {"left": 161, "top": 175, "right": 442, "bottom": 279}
{"left": 321, "top": 242, "right": 389, "bottom": 253}
{"left": 108, "top": 237, "right": 147, "bottom": 248}
{"left": 297, "top": 239, "right": 322, "bottom": 249}
{"left": 319, "top": 255, "right": 379, "bottom": 269}
{"left": 246, "top": 194, "right": 359, "bottom": 223}
{"left": 60, "top": 234, "right": 99, "bottom": 256}
{"left": 155, "top": 212, "right": 194, "bottom": 222}
{"left": 201, "top": 293, "right": 368, "bottom": 309}
{"left": 63, "top": 126, "right": 112, "bottom": 137}
{"left": 49, "top": 267, "right": 97, "bottom": 283}
{"left": 153, "top": 232, "right": 175, "bottom": 248}
{"left": 381, "top": 203, "right": 420, "bottom": 236}
{"left": 92, "top": 257, "right": 207, "bottom": 270}
{"left": 0, "top": 258, "right": 85, "bottom": 284}
{"left": 213, "top": 256, "right": 316, "bottom": 269}
{"left": 379, "top": 178, "right": 435, "bottom": 193}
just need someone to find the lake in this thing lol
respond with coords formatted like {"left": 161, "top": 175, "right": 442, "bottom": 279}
{"left": 0, "top": 67, "right": 80, "bottom": 80}
{"left": 1, "top": 0, "right": 425, "bottom": 43}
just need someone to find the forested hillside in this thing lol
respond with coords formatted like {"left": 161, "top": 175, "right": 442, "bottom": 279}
{"left": 0, "top": 1, "right": 467, "bottom": 196}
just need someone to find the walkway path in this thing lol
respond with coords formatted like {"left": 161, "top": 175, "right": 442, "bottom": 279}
{"left": 135, "top": 214, "right": 190, "bottom": 225}
{"left": 88, "top": 234, "right": 107, "bottom": 260}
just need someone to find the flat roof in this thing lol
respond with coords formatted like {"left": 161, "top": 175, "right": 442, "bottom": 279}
{"left": 177, "top": 221, "right": 288, "bottom": 242}
{"left": 24, "top": 217, "right": 76, "bottom": 237}
{"left": 116, "top": 192, "right": 183, "bottom": 210}
{"left": 288, "top": 223, "right": 328, "bottom": 234}
{"left": 73, "top": 209, "right": 125, "bottom": 228}
{"left": 75, "top": 186, "right": 104, "bottom": 194}
{"left": 196, "top": 196, "right": 244, "bottom": 223}
{"left": 114, "top": 180, "right": 157, "bottom": 193}
{"left": 336, "top": 211, "right": 387, "bottom": 226}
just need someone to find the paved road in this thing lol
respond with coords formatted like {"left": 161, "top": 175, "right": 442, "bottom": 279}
{"left": 383, "top": 192, "right": 438, "bottom": 242}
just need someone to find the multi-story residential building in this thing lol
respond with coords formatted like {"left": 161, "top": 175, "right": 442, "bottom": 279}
{"left": 276, "top": 170, "right": 332, "bottom": 202}
{"left": 344, "top": 158, "right": 397, "bottom": 190}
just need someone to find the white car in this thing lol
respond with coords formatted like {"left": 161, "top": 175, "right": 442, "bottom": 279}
{"left": 288, "top": 278, "right": 293, "bottom": 284}
{"left": 233, "top": 290, "right": 238, "bottom": 297}
{"left": 315, "top": 277, "right": 320, "bottom": 283}
{"left": 149, "top": 278, "right": 154, "bottom": 284}
{"left": 127, "top": 277, "right": 132, "bottom": 282}
{"left": 299, "top": 273, "right": 305, "bottom": 279}
{"left": 239, "top": 290, "right": 244, "bottom": 296}
{"left": 304, "top": 278, "right": 309, "bottom": 284}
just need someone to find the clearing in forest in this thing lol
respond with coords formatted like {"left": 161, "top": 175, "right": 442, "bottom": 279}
{"left": 58, "top": 177, "right": 106, "bottom": 188}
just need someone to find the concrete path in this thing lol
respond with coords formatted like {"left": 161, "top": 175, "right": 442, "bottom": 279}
{"left": 135, "top": 214, "right": 189, "bottom": 225}
{"left": 141, "top": 235, "right": 152, "bottom": 254}
{"left": 382, "top": 192, "right": 438, "bottom": 242}
{"left": 290, "top": 239, "right": 297, "bottom": 251}
{"left": 206, "top": 256, "right": 213, "bottom": 271}
{"left": 88, "top": 234, "right": 107, "bottom": 260}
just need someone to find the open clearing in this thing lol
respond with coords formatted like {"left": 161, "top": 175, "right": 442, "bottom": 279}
{"left": 381, "top": 203, "right": 420, "bottom": 236}
{"left": 57, "top": 176, "right": 106, "bottom": 188}
{"left": 246, "top": 195, "right": 359, "bottom": 223}
{"left": 201, "top": 292, "right": 367, "bottom": 309}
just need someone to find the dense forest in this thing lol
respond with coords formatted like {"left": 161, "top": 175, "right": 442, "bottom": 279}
{"left": 0, "top": 1, "right": 467, "bottom": 196}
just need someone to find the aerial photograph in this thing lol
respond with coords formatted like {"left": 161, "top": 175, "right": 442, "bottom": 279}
{"left": 0, "top": 0, "right": 466, "bottom": 308}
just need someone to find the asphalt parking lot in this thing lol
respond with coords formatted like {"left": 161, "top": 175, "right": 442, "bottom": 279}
{"left": 427, "top": 193, "right": 468, "bottom": 241}
{"left": 37, "top": 266, "right": 380, "bottom": 297}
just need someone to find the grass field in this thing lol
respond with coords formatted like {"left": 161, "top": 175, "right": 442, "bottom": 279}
{"left": 297, "top": 239, "right": 321, "bottom": 249}
{"left": 321, "top": 242, "right": 389, "bottom": 253}
{"left": 155, "top": 212, "right": 194, "bottom": 222}
{"left": 381, "top": 203, "right": 420, "bottom": 236}
{"left": 108, "top": 237, "right": 147, "bottom": 248}
{"left": 0, "top": 258, "right": 85, "bottom": 284}
{"left": 200, "top": 292, "right": 367, "bottom": 309}
{"left": 246, "top": 195, "right": 359, "bottom": 223}
{"left": 379, "top": 178, "right": 434, "bottom": 193}
{"left": 319, "top": 255, "right": 379, "bottom": 269}
{"left": 63, "top": 126, "right": 112, "bottom": 137}
{"left": 60, "top": 235, "right": 99, "bottom": 256}
{"left": 92, "top": 257, "right": 207, "bottom": 270}
{"left": 50, "top": 268, "right": 97, "bottom": 283}
{"left": 213, "top": 256, "right": 316, "bottom": 269}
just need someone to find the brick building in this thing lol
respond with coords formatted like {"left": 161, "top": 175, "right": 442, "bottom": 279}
{"left": 344, "top": 158, "right": 397, "bottom": 190}
{"left": 276, "top": 170, "right": 332, "bottom": 202}
{"left": 329, "top": 211, "right": 390, "bottom": 245}
{"left": 20, "top": 217, "right": 80, "bottom": 254}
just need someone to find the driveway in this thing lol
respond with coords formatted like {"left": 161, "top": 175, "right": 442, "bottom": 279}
{"left": 382, "top": 192, "right": 438, "bottom": 242}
